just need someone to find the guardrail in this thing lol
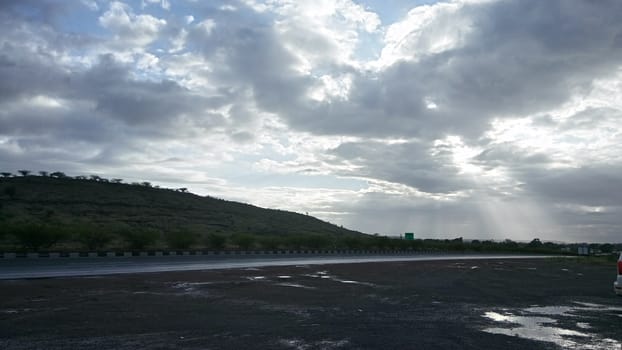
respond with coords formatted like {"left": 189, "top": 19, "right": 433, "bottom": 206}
{"left": 0, "top": 249, "right": 441, "bottom": 259}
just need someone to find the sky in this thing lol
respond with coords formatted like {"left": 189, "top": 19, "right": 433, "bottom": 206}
{"left": 1, "top": 0, "right": 621, "bottom": 243}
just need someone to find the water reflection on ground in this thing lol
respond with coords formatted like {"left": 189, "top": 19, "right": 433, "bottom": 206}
{"left": 482, "top": 302, "right": 621, "bottom": 349}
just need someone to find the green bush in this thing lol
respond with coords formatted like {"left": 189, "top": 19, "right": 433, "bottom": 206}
{"left": 206, "top": 233, "right": 227, "bottom": 250}
{"left": 258, "top": 235, "right": 281, "bottom": 250}
{"left": 119, "top": 228, "right": 158, "bottom": 250}
{"left": 11, "top": 223, "right": 66, "bottom": 251}
{"left": 74, "top": 225, "right": 113, "bottom": 251}
{"left": 231, "top": 233, "right": 255, "bottom": 250}
{"left": 303, "top": 234, "right": 332, "bottom": 249}
{"left": 164, "top": 230, "right": 197, "bottom": 249}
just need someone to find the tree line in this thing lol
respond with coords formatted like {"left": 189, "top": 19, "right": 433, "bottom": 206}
{"left": 0, "top": 220, "right": 602, "bottom": 254}
{"left": 0, "top": 170, "right": 188, "bottom": 192}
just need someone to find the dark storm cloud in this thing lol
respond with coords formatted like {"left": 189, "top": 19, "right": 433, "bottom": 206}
{"left": 473, "top": 144, "right": 552, "bottom": 170}
{"left": 329, "top": 140, "right": 472, "bottom": 194}
{"left": 80, "top": 55, "right": 223, "bottom": 127}
{"left": 522, "top": 166, "right": 622, "bottom": 207}
{"left": 187, "top": 12, "right": 311, "bottom": 114}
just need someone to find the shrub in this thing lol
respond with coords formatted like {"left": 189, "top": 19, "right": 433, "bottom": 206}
{"left": 11, "top": 223, "right": 65, "bottom": 251}
{"left": 258, "top": 235, "right": 281, "bottom": 250}
{"left": 119, "top": 228, "right": 158, "bottom": 250}
{"left": 303, "top": 234, "right": 332, "bottom": 249}
{"left": 164, "top": 230, "right": 197, "bottom": 249}
{"left": 205, "top": 233, "right": 227, "bottom": 250}
{"left": 75, "top": 225, "right": 113, "bottom": 251}
{"left": 231, "top": 233, "right": 255, "bottom": 250}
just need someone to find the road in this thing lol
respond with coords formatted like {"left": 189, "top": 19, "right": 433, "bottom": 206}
{"left": 1, "top": 258, "right": 619, "bottom": 349}
{"left": 0, "top": 253, "right": 552, "bottom": 279}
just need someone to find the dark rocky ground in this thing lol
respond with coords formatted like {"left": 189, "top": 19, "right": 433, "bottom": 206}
{"left": 1, "top": 258, "right": 621, "bottom": 349}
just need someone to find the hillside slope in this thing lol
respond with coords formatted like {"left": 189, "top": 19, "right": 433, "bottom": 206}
{"left": 0, "top": 176, "right": 362, "bottom": 240}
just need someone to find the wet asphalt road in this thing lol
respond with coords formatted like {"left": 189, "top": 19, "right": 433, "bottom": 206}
{"left": 1, "top": 258, "right": 621, "bottom": 349}
{"left": 0, "top": 253, "right": 552, "bottom": 279}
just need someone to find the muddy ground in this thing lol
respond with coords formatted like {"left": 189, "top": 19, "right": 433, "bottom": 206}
{"left": 1, "top": 258, "right": 621, "bottom": 349}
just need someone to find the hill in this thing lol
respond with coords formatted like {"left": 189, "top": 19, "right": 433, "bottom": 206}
{"left": 0, "top": 175, "right": 363, "bottom": 251}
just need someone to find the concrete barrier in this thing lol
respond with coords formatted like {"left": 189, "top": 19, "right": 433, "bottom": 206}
{"left": 0, "top": 249, "right": 431, "bottom": 259}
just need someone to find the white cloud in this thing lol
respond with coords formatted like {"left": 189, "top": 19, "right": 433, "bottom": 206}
{"left": 99, "top": 1, "right": 166, "bottom": 48}
{"left": 196, "top": 19, "right": 216, "bottom": 35}
{"left": 378, "top": 1, "right": 474, "bottom": 67}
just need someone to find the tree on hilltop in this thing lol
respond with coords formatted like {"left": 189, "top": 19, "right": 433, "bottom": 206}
{"left": 18, "top": 170, "right": 31, "bottom": 177}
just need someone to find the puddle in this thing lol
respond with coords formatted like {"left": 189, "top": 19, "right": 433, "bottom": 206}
{"left": 1, "top": 309, "right": 20, "bottom": 314}
{"left": 302, "top": 271, "right": 375, "bottom": 287}
{"left": 482, "top": 303, "right": 621, "bottom": 349}
{"left": 524, "top": 306, "right": 575, "bottom": 316}
{"left": 274, "top": 282, "right": 316, "bottom": 290}
{"left": 572, "top": 301, "right": 622, "bottom": 312}
{"left": 277, "top": 338, "right": 349, "bottom": 349}
{"left": 470, "top": 266, "right": 479, "bottom": 270}
{"left": 170, "top": 282, "right": 213, "bottom": 296}
{"left": 333, "top": 279, "right": 375, "bottom": 286}
{"left": 277, "top": 275, "right": 292, "bottom": 279}
{"left": 172, "top": 282, "right": 212, "bottom": 290}
{"left": 245, "top": 276, "right": 267, "bottom": 281}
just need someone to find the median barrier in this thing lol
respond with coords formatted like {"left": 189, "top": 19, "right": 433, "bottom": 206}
{"left": 0, "top": 249, "right": 435, "bottom": 259}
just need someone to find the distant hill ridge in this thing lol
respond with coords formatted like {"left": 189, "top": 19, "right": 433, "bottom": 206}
{"left": 0, "top": 174, "right": 363, "bottom": 240}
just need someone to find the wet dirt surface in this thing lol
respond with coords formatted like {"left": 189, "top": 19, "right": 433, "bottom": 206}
{"left": 1, "top": 259, "right": 620, "bottom": 349}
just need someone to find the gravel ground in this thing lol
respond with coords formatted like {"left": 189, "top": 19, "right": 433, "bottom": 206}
{"left": 1, "top": 258, "right": 620, "bottom": 349}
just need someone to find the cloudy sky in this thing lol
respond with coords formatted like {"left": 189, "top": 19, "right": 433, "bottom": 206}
{"left": 1, "top": 0, "right": 621, "bottom": 242}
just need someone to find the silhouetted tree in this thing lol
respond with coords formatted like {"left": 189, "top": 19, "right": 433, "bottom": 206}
{"left": 527, "top": 238, "right": 543, "bottom": 248}
{"left": 38, "top": 171, "right": 48, "bottom": 177}
{"left": 111, "top": 178, "right": 123, "bottom": 183}
{"left": 18, "top": 170, "right": 30, "bottom": 177}
{"left": 178, "top": 188, "right": 188, "bottom": 193}
{"left": 50, "top": 171, "right": 67, "bottom": 178}
{"left": 89, "top": 175, "right": 101, "bottom": 181}
{"left": 0, "top": 172, "right": 11, "bottom": 178}
{"left": 141, "top": 182, "right": 152, "bottom": 187}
